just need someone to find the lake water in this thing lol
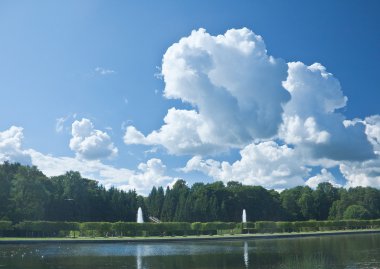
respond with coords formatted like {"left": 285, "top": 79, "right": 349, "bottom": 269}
{"left": 1, "top": 233, "right": 380, "bottom": 268}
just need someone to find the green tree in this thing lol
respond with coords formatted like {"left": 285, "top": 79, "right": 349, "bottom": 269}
{"left": 298, "top": 187, "right": 316, "bottom": 220}
{"left": 343, "top": 205, "right": 370, "bottom": 220}
{"left": 10, "top": 166, "right": 49, "bottom": 221}
{"left": 280, "top": 187, "right": 302, "bottom": 220}
{"left": 313, "top": 182, "right": 339, "bottom": 220}
{"left": 0, "top": 162, "right": 20, "bottom": 219}
{"left": 160, "top": 187, "right": 176, "bottom": 221}
{"left": 146, "top": 186, "right": 165, "bottom": 219}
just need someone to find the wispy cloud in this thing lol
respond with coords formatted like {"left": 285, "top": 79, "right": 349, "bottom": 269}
{"left": 154, "top": 65, "right": 163, "bottom": 80}
{"left": 95, "top": 67, "right": 115, "bottom": 75}
{"left": 55, "top": 117, "right": 66, "bottom": 133}
{"left": 55, "top": 114, "right": 77, "bottom": 133}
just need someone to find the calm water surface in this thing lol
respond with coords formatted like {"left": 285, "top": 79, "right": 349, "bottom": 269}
{"left": 0, "top": 233, "right": 380, "bottom": 269}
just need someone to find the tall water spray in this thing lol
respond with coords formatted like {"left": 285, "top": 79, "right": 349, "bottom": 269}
{"left": 242, "top": 209, "right": 247, "bottom": 223}
{"left": 137, "top": 207, "right": 144, "bottom": 223}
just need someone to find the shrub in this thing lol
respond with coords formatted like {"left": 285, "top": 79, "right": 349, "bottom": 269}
{"left": 276, "top": 221, "right": 294, "bottom": 232}
{"left": 0, "top": 221, "right": 12, "bottom": 236}
{"left": 255, "top": 221, "right": 277, "bottom": 233}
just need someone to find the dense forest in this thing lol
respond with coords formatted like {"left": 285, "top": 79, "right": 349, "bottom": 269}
{"left": 1, "top": 162, "right": 379, "bottom": 223}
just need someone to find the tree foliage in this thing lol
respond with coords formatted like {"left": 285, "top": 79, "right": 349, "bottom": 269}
{"left": 343, "top": 205, "right": 370, "bottom": 220}
{"left": 1, "top": 163, "right": 380, "bottom": 224}
{"left": 0, "top": 163, "right": 143, "bottom": 223}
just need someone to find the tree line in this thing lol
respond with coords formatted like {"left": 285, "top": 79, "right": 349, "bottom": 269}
{"left": 0, "top": 162, "right": 144, "bottom": 223}
{"left": 1, "top": 162, "right": 380, "bottom": 223}
{"left": 146, "top": 179, "right": 380, "bottom": 222}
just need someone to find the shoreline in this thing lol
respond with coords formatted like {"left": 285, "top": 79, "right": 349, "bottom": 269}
{"left": 1, "top": 229, "right": 380, "bottom": 244}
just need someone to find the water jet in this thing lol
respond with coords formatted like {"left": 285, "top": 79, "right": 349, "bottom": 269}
{"left": 137, "top": 207, "right": 144, "bottom": 223}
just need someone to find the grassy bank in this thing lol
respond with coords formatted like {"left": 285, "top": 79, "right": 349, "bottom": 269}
{"left": 1, "top": 229, "right": 380, "bottom": 244}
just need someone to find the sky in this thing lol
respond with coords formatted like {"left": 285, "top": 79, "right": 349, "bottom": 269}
{"left": 1, "top": 0, "right": 380, "bottom": 194}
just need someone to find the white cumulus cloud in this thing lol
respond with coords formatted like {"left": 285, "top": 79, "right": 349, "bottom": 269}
{"left": 0, "top": 126, "right": 31, "bottom": 164}
{"left": 183, "top": 141, "right": 308, "bottom": 190}
{"left": 280, "top": 61, "right": 374, "bottom": 161}
{"left": 305, "top": 168, "right": 341, "bottom": 189}
{"left": 70, "top": 118, "right": 118, "bottom": 160}
{"left": 0, "top": 125, "right": 171, "bottom": 195}
{"left": 29, "top": 149, "right": 171, "bottom": 195}
{"left": 340, "top": 158, "right": 380, "bottom": 188}
{"left": 124, "top": 108, "right": 226, "bottom": 155}
{"left": 123, "top": 27, "right": 379, "bottom": 190}
{"left": 362, "top": 115, "right": 380, "bottom": 154}
{"left": 125, "top": 28, "right": 290, "bottom": 155}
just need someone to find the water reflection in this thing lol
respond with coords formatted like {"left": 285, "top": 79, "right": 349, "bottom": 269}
{"left": 243, "top": 241, "right": 248, "bottom": 268}
{"left": 1, "top": 233, "right": 380, "bottom": 268}
{"left": 136, "top": 244, "right": 143, "bottom": 269}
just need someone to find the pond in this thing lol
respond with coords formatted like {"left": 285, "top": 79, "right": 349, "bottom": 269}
{"left": 1, "top": 233, "right": 380, "bottom": 268}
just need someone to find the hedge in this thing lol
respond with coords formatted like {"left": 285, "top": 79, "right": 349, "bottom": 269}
{"left": 15, "top": 221, "right": 79, "bottom": 237}
{"left": 1, "top": 219, "right": 379, "bottom": 238}
{"left": 0, "top": 221, "right": 12, "bottom": 236}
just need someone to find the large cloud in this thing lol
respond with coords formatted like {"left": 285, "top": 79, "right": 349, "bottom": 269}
{"left": 70, "top": 118, "right": 118, "bottom": 160}
{"left": 183, "top": 141, "right": 308, "bottom": 190}
{"left": 124, "top": 27, "right": 379, "bottom": 190}
{"left": 4, "top": 26, "right": 380, "bottom": 192}
{"left": 280, "top": 62, "right": 375, "bottom": 161}
{"left": 125, "top": 28, "right": 290, "bottom": 155}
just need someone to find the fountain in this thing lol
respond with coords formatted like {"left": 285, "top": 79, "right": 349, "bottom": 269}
{"left": 242, "top": 209, "right": 247, "bottom": 223}
{"left": 137, "top": 207, "right": 144, "bottom": 223}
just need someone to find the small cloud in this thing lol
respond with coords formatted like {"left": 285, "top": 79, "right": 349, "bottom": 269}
{"left": 70, "top": 118, "right": 118, "bottom": 160}
{"left": 55, "top": 114, "right": 76, "bottom": 133}
{"left": 121, "top": 120, "right": 134, "bottom": 131}
{"left": 305, "top": 168, "right": 341, "bottom": 189}
{"left": 95, "top": 67, "right": 116, "bottom": 75}
{"left": 144, "top": 147, "right": 159, "bottom": 155}
{"left": 55, "top": 117, "right": 66, "bottom": 133}
{"left": 154, "top": 66, "right": 163, "bottom": 80}
{"left": 124, "top": 98, "right": 129, "bottom": 105}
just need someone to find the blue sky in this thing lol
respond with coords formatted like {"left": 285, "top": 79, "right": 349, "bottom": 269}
{"left": 1, "top": 0, "right": 380, "bottom": 194}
